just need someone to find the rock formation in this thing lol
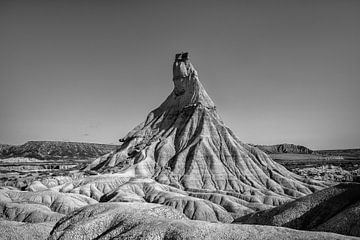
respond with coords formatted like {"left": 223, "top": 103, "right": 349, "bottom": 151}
{"left": 82, "top": 52, "right": 326, "bottom": 218}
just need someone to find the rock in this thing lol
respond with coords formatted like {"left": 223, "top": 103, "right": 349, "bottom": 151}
{"left": 234, "top": 183, "right": 360, "bottom": 237}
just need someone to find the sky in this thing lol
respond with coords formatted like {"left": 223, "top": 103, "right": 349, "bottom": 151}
{"left": 0, "top": 0, "right": 359, "bottom": 150}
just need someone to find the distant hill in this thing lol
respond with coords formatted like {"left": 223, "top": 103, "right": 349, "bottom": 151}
{"left": 0, "top": 141, "right": 117, "bottom": 160}
{"left": 253, "top": 143, "right": 313, "bottom": 154}
{"left": 0, "top": 144, "right": 12, "bottom": 152}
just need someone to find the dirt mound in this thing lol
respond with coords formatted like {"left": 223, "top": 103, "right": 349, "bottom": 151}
{"left": 234, "top": 183, "right": 360, "bottom": 237}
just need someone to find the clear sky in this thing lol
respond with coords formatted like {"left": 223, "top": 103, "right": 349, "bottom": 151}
{"left": 1, "top": 0, "right": 359, "bottom": 150}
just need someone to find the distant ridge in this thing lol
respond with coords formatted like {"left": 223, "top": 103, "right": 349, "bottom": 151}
{"left": 253, "top": 143, "right": 313, "bottom": 154}
{"left": 0, "top": 141, "right": 117, "bottom": 160}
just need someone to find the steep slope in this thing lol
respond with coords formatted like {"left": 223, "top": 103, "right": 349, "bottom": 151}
{"left": 48, "top": 202, "right": 357, "bottom": 240}
{"left": 84, "top": 53, "right": 326, "bottom": 210}
{"left": 0, "top": 141, "right": 116, "bottom": 160}
{"left": 234, "top": 183, "right": 360, "bottom": 237}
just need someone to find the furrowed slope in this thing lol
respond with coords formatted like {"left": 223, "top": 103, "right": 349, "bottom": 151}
{"left": 82, "top": 53, "right": 326, "bottom": 218}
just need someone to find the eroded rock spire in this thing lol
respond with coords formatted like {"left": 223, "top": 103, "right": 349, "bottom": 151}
{"left": 83, "top": 53, "right": 326, "bottom": 222}
{"left": 165, "top": 52, "right": 215, "bottom": 110}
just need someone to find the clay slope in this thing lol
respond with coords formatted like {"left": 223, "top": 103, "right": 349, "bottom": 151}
{"left": 0, "top": 202, "right": 64, "bottom": 223}
{"left": 85, "top": 52, "right": 325, "bottom": 207}
{"left": 0, "top": 188, "right": 97, "bottom": 221}
{"left": 0, "top": 188, "right": 99, "bottom": 239}
{"left": 27, "top": 173, "right": 274, "bottom": 221}
{"left": 235, "top": 183, "right": 360, "bottom": 237}
{"left": 48, "top": 202, "right": 357, "bottom": 240}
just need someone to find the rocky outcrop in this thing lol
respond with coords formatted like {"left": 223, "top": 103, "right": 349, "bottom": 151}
{"left": 48, "top": 202, "right": 357, "bottom": 240}
{"left": 254, "top": 144, "right": 313, "bottom": 154}
{"left": 234, "top": 183, "right": 360, "bottom": 237}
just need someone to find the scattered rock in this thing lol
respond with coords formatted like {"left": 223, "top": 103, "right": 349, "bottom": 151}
{"left": 292, "top": 165, "right": 357, "bottom": 182}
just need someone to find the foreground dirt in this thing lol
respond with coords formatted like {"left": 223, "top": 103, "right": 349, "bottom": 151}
{"left": 235, "top": 183, "right": 360, "bottom": 237}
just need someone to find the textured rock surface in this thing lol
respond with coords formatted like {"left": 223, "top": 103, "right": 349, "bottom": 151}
{"left": 0, "top": 220, "right": 55, "bottom": 240}
{"left": 48, "top": 202, "right": 357, "bottom": 240}
{"left": 234, "top": 183, "right": 360, "bottom": 237}
{"left": 85, "top": 52, "right": 325, "bottom": 210}
{"left": 0, "top": 201, "right": 64, "bottom": 223}
{"left": 100, "top": 178, "right": 233, "bottom": 222}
